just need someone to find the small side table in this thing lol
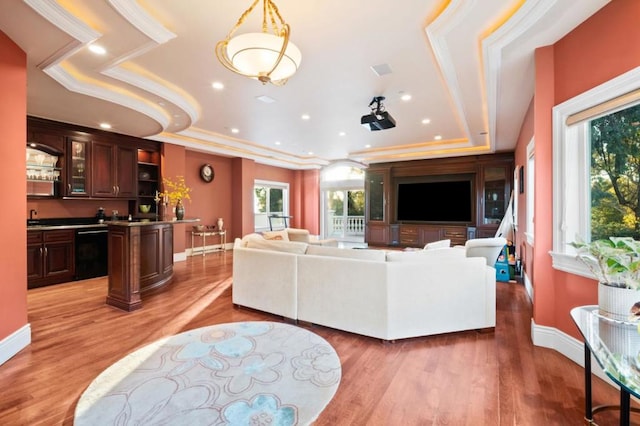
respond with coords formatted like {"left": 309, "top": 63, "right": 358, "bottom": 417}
{"left": 191, "top": 229, "right": 226, "bottom": 256}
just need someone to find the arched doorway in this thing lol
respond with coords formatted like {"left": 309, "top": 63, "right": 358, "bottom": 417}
{"left": 320, "top": 163, "right": 365, "bottom": 243}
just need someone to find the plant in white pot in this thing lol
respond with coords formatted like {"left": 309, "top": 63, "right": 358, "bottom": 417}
{"left": 571, "top": 236, "right": 640, "bottom": 322}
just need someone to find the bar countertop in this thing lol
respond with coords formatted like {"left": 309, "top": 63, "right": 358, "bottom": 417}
{"left": 27, "top": 218, "right": 199, "bottom": 231}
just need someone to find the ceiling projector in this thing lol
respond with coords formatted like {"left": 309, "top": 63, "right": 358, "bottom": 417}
{"left": 361, "top": 96, "right": 396, "bottom": 131}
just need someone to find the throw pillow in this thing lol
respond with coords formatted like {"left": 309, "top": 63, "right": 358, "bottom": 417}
{"left": 285, "top": 228, "right": 311, "bottom": 242}
{"left": 262, "top": 229, "right": 290, "bottom": 241}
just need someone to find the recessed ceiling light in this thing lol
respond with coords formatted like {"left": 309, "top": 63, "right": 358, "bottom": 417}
{"left": 100, "top": 123, "right": 111, "bottom": 129}
{"left": 301, "top": 114, "right": 310, "bottom": 120}
{"left": 256, "top": 95, "right": 276, "bottom": 103}
{"left": 275, "top": 141, "right": 281, "bottom": 145}
{"left": 88, "top": 44, "right": 106, "bottom": 55}
{"left": 434, "top": 135, "right": 442, "bottom": 140}
{"left": 231, "top": 128, "right": 239, "bottom": 134}
{"left": 339, "top": 132, "right": 346, "bottom": 137}
{"left": 422, "top": 118, "right": 431, "bottom": 124}
{"left": 365, "top": 144, "right": 371, "bottom": 148}
{"left": 401, "top": 93, "right": 412, "bottom": 101}
{"left": 308, "top": 151, "right": 314, "bottom": 155}
{"left": 212, "top": 81, "right": 224, "bottom": 90}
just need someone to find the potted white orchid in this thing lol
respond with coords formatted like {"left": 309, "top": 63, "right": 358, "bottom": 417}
{"left": 570, "top": 236, "right": 640, "bottom": 322}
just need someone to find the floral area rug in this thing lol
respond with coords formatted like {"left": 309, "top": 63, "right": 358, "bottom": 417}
{"left": 74, "top": 321, "right": 341, "bottom": 425}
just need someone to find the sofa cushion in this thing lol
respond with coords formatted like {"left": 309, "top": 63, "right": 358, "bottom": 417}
{"left": 386, "top": 247, "right": 465, "bottom": 262}
{"left": 306, "top": 245, "right": 386, "bottom": 261}
{"left": 424, "top": 239, "right": 451, "bottom": 250}
{"left": 262, "top": 229, "right": 290, "bottom": 241}
{"left": 246, "top": 238, "right": 308, "bottom": 254}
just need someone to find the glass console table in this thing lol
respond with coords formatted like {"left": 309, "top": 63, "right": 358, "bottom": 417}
{"left": 190, "top": 228, "right": 226, "bottom": 256}
{"left": 571, "top": 305, "right": 640, "bottom": 425}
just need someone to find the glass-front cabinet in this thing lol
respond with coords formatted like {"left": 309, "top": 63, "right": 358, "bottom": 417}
{"left": 367, "top": 172, "right": 385, "bottom": 222}
{"left": 26, "top": 147, "right": 61, "bottom": 197}
{"left": 365, "top": 168, "right": 390, "bottom": 245}
{"left": 483, "top": 166, "right": 508, "bottom": 225}
{"left": 66, "top": 139, "right": 89, "bottom": 197}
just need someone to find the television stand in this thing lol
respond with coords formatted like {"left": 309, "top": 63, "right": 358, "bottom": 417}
{"left": 398, "top": 224, "right": 469, "bottom": 247}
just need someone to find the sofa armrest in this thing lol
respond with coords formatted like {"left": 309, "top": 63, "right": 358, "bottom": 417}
{"left": 385, "top": 257, "right": 495, "bottom": 339}
{"left": 232, "top": 247, "right": 298, "bottom": 320}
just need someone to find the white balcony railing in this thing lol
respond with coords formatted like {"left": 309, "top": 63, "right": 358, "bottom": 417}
{"left": 327, "top": 215, "right": 365, "bottom": 237}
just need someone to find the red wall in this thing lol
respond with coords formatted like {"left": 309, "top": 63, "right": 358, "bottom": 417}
{"left": 523, "top": 0, "right": 640, "bottom": 338}
{"left": 0, "top": 32, "right": 28, "bottom": 343}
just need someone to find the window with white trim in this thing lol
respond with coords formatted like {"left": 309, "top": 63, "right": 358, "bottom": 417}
{"left": 551, "top": 68, "right": 640, "bottom": 279}
{"left": 254, "top": 180, "right": 289, "bottom": 231}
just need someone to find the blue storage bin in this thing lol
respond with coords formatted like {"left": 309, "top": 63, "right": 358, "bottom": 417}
{"left": 496, "top": 263, "right": 510, "bottom": 282}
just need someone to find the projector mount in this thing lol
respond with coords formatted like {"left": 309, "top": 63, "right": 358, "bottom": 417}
{"left": 361, "top": 95, "right": 396, "bottom": 131}
{"left": 369, "top": 96, "right": 386, "bottom": 119}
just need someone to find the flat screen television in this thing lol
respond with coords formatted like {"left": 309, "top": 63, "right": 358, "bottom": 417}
{"left": 396, "top": 178, "right": 473, "bottom": 222}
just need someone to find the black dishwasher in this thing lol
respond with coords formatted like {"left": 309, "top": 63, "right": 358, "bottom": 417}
{"left": 75, "top": 227, "right": 108, "bottom": 280}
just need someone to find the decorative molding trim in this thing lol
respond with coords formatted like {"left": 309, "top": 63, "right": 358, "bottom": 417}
{"left": 23, "top": 0, "right": 196, "bottom": 134}
{"left": 108, "top": 0, "right": 177, "bottom": 44}
{"left": 25, "top": 0, "right": 100, "bottom": 43}
{"left": 156, "top": 129, "right": 330, "bottom": 170}
{"left": 482, "top": 0, "right": 557, "bottom": 152}
{"left": 43, "top": 64, "right": 171, "bottom": 129}
{"left": 0, "top": 324, "right": 31, "bottom": 367}
{"left": 102, "top": 65, "right": 198, "bottom": 128}
{"left": 425, "top": 0, "right": 475, "bottom": 147}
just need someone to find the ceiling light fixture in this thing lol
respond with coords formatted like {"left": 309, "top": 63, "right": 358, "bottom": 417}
{"left": 88, "top": 44, "right": 106, "bottom": 55}
{"left": 215, "top": 0, "right": 302, "bottom": 86}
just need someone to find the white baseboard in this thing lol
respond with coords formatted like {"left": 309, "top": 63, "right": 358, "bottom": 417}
{"left": 0, "top": 324, "right": 31, "bottom": 366}
{"left": 524, "top": 271, "right": 533, "bottom": 301}
{"left": 531, "top": 319, "right": 613, "bottom": 386}
{"left": 173, "top": 251, "right": 187, "bottom": 263}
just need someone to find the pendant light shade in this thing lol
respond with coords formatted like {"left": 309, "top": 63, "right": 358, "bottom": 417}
{"left": 225, "top": 32, "right": 301, "bottom": 83}
{"left": 215, "top": 0, "right": 302, "bottom": 85}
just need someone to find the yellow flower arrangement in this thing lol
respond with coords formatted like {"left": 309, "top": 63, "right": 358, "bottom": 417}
{"left": 159, "top": 176, "right": 191, "bottom": 205}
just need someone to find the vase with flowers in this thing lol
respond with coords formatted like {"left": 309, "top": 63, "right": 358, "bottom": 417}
{"left": 159, "top": 176, "right": 191, "bottom": 221}
{"left": 571, "top": 236, "right": 640, "bottom": 322}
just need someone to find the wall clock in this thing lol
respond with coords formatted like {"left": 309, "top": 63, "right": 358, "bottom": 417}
{"left": 200, "top": 164, "right": 214, "bottom": 183}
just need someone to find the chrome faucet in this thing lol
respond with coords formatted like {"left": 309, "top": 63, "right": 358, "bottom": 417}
{"left": 29, "top": 209, "right": 38, "bottom": 220}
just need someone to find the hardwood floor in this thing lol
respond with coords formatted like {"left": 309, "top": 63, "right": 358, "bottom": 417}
{"left": 0, "top": 250, "right": 632, "bottom": 425}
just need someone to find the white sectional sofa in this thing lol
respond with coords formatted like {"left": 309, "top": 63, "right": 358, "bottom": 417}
{"left": 232, "top": 236, "right": 496, "bottom": 341}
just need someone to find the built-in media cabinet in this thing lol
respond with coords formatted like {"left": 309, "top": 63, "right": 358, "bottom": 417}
{"left": 365, "top": 153, "right": 514, "bottom": 247}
